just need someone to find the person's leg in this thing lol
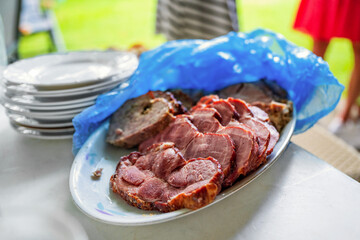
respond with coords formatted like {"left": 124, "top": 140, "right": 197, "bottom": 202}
{"left": 312, "top": 39, "right": 330, "bottom": 59}
{"left": 339, "top": 42, "right": 360, "bottom": 122}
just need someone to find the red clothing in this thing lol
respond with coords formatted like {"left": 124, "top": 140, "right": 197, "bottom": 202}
{"left": 294, "top": 0, "right": 360, "bottom": 42}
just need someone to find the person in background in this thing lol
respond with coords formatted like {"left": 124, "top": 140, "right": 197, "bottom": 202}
{"left": 293, "top": 0, "right": 360, "bottom": 149}
{"left": 19, "top": 0, "right": 55, "bottom": 36}
{"left": 19, "top": 0, "right": 66, "bottom": 54}
{"left": 156, "top": 0, "right": 239, "bottom": 40}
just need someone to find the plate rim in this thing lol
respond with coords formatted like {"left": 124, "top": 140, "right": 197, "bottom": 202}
{"left": 1, "top": 96, "right": 94, "bottom": 110}
{"left": 2, "top": 93, "right": 98, "bottom": 107}
{"left": 69, "top": 109, "right": 296, "bottom": 226}
{"left": 3, "top": 77, "right": 125, "bottom": 97}
{"left": 10, "top": 123, "right": 74, "bottom": 139}
{"left": 3, "top": 50, "right": 138, "bottom": 88}
{"left": 3, "top": 102, "right": 85, "bottom": 117}
{"left": 8, "top": 113, "right": 74, "bottom": 128}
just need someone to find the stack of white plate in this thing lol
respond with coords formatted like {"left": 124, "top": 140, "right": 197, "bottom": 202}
{"left": 0, "top": 51, "right": 138, "bottom": 139}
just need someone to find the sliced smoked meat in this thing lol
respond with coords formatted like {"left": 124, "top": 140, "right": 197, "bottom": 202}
{"left": 230, "top": 104, "right": 278, "bottom": 157}
{"left": 190, "top": 108, "right": 222, "bottom": 133}
{"left": 192, "top": 97, "right": 236, "bottom": 126}
{"left": 208, "top": 100, "right": 237, "bottom": 126}
{"left": 239, "top": 117, "right": 270, "bottom": 168}
{"left": 228, "top": 97, "right": 272, "bottom": 124}
{"left": 150, "top": 91, "right": 185, "bottom": 114}
{"left": 183, "top": 133, "right": 235, "bottom": 177}
{"left": 227, "top": 97, "right": 277, "bottom": 163}
{"left": 107, "top": 95, "right": 176, "bottom": 148}
{"left": 107, "top": 90, "right": 190, "bottom": 148}
{"left": 263, "top": 122, "right": 280, "bottom": 156}
{"left": 248, "top": 105, "right": 270, "bottom": 122}
{"left": 168, "top": 89, "right": 195, "bottom": 111}
{"left": 109, "top": 90, "right": 285, "bottom": 213}
{"left": 110, "top": 142, "right": 223, "bottom": 212}
{"left": 225, "top": 120, "right": 260, "bottom": 171}
{"left": 217, "top": 126, "right": 256, "bottom": 187}
{"left": 220, "top": 81, "right": 289, "bottom": 104}
{"left": 196, "top": 95, "right": 219, "bottom": 106}
{"left": 190, "top": 95, "right": 218, "bottom": 112}
{"left": 253, "top": 101, "right": 293, "bottom": 132}
{"left": 217, "top": 83, "right": 243, "bottom": 99}
{"left": 138, "top": 115, "right": 199, "bottom": 152}
{"left": 227, "top": 97, "right": 253, "bottom": 119}
{"left": 135, "top": 142, "right": 186, "bottom": 179}
{"left": 219, "top": 83, "right": 273, "bottom": 104}
{"left": 219, "top": 82, "right": 293, "bottom": 132}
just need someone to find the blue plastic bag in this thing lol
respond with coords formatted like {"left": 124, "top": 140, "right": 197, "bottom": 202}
{"left": 72, "top": 29, "right": 344, "bottom": 154}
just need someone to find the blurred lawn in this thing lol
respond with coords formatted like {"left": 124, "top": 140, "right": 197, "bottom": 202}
{"left": 19, "top": 0, "right": 353, "bottom": 90}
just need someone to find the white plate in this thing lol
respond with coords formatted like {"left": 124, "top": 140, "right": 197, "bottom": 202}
{"left": 69, "top": 114, "right": 295, "bottom": 226}
{"left": 2, "top": 93, "right": 97, "bottom": 107}
{"left": 10, "top": 121, "right": 74, "bottom": 139}
{"left": 6, "top": 108, "right": 76, "bottom": 120}
{"left": 4, "top": 79, "right": 122, "bottom": 97}
{"left": 3, "top": 102, "right": 85, "bottom": 118}
{"left": 10, "top": 120, "right": 74, "bottom": 133}
{"left": 3, "top": 51, "right": 138, "bottom": 89}
{"left": 8, "top": 113, "right": 73, "bottom": 128}
{"left": 4, "top": 100, "right": 93, "bottom": 111}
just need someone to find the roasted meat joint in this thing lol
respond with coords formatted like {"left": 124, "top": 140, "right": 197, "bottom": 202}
{"left": 107, "top": 81, "right": 293, "bottom": 212}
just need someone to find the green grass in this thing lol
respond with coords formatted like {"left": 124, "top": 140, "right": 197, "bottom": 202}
{"left": 18, "top": 0, "right": 353, "bottom": 91}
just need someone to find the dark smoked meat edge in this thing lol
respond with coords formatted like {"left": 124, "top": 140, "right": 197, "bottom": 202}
{"left": 110, "top": 157, "right": 223, "bottom": 212}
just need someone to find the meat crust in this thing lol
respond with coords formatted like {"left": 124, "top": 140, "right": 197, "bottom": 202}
{"left": 110, "top": 143, "right": 224, "bottom": 212}
{"left": 107, "top": 91, "right": 185, "bottom": 148}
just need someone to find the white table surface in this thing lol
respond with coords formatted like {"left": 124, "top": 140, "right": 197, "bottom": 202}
{"left": 1, "top": 105, "right": 360, "bottom": 240}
